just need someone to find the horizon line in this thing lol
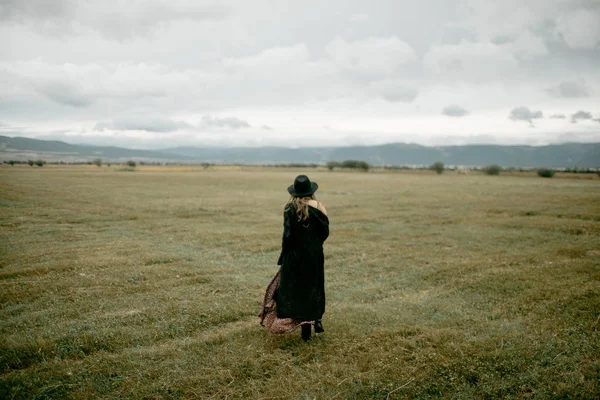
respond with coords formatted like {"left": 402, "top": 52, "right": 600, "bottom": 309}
{"left": 1, "top": 134, "right": 599, "bottom": 151}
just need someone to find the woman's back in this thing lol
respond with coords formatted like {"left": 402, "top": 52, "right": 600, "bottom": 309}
{"left": 284, "top": 202, "right": 329, "bottom": 252}
{"left": 277, "top": 199, "right": 329, "bottom": 321}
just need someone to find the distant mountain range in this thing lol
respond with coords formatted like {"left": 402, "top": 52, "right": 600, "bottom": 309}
{"left": 0, "top": 135, "right": 178, "bottom": 161}
{"left": 1, "top": 135, "right": 599, "bottom": 168}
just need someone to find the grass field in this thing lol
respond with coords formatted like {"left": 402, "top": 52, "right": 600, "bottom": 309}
{"left": 1, "top": 165, "right": 599, "bottom": 399}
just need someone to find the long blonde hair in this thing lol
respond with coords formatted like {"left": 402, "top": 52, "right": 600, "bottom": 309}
{"left": 285, "top": 194, "right": 317, "bottom": 221}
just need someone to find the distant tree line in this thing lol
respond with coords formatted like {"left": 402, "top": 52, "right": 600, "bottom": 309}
{"left": 22, "top": 159, "right": 47, "bottom": 167}
{"left": 263, "top": 163, "right": 321, "bottom": 168}
{"left": 2, "top": 159, "right": 598, "bottom": 178}
{"left": 326, "top": 160, "right": 370, "bottom": 171}
{"left": 562, "top": 167, "right": 599, "bottom": 174}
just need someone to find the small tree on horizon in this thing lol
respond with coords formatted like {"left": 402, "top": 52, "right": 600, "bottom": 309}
{"left": 483, "top": 164, "right": 501, "bottom": 175}
{"left": 341, "top": 160, "right": 369, "bottom": 171}
{"left": 326, "top": 161, "right": 341, "bottom": 171}
{"left": 537, "top": 168, "right": 555, "bottom": 178}
{"left": 357, "top": 160, "right": 369, "bottom": 172}
{"left": 93, "top": 158, "right": 102, "bottom": 167}
{"left": 430, "top": 161, "right": 444, "bottom": 174}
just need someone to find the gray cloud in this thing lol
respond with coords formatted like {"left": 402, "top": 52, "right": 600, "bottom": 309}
{"left": 36, "top": 82, "right": 93, "bottom": 108}
{"left": 0, "top": 122, "right": 27, "bottom": 132}
{"left": 556, "top": 131, "right": 600, "bottom": 143}
{"left": 509, "top": 106, "right": 543, "bottom": 123}
{"left": 0, "top": 0, "right": 72, "bottom": 21}
{"left": 326, "top": 36, "right": 418, "bottom": 83}
{"left": 550, "top": 114, "right": 566, "bottom": 119}
{"left": 570, "top": 110, "right": 593, "bottom": 123}
{"left": 349, "top": 13, "right": 369, "bottom": 23}
{"left": 261, "top": 125, "right": 272, "bottom": 130}
{"left": 94, "top": 117, "right": 192, "bottom": 132}
{"left": 369, "top": 80, "right": 418, "bottom": 102}
{"left": 381, "top": 87, "right": 418, "bottom": 103}
{"left": 423, "top": 41, "right": 521, "bottom": 82}
{"left": 0, "top": 0, "right": 229, "bottom": 40}
{"left": 200, "top": 115, "right": 251, "bottom": 129}
{"left": 547, "top": 81, "right": 590, "bottom": 98}
{"left": 2, "top": 61, "right": 176, "bottom": 114}
{"left": 440, "top": 26, "right": 478, "bottom": 45}
{"left": 0, "top": 121, "right": 31, "bottom": 138}
{"left": 555, "top": 8, "right": 600, "bottom": 49}
{"left": 490, "top": 35, "right": 512, "bottom": 45}
{"left": 442, "top": 105, "right": 469, "bottom": 117}
{"left": 91, "top": 4, "right": 229, "bottom": 41}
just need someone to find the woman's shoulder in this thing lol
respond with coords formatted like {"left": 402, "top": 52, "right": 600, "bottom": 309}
{"left": 308, "top": 200, "right": 327, "bottom": 216}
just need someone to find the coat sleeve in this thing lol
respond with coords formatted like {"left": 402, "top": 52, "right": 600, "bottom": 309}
{"left": 321, "top": 217, "right": 330, "bottom": 242}
{"left": 277, "top": 209, "right": 293, "bottom": 265}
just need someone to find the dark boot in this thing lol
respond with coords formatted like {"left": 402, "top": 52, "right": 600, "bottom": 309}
{"left": 301, "top": 324, "right": 311, "bottom": 341}
{"left": 314, "top": 320, "right": 324, "bottom": 333}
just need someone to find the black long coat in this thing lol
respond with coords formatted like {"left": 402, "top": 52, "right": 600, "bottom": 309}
{"left": 276, "top": 205, "right": 329, "bottom": 320}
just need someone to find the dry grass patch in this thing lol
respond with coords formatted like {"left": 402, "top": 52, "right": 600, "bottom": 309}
{"left": 1, "top": 167, "right": 599, "bottom": 398}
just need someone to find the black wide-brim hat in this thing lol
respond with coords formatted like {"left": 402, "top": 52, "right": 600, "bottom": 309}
{"left": 288, "top": 175, "right": 318, "bottom": 197}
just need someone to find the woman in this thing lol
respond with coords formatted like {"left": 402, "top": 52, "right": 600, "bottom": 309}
{"left": 259, "top": 175, "right": 329, "bottom": 341}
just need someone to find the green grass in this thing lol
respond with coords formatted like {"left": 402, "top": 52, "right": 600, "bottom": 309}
{"left": 1, "top": 165, "right": 599, "bottom": 399}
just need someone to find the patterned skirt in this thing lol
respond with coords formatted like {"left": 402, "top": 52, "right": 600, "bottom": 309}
{"left": 259, "top": 269, "right": 312, "bottom": 334}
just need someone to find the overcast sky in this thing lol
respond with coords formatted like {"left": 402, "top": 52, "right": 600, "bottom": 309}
{"left": 1, "top": 0, "right": 599, "bottom": 149}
